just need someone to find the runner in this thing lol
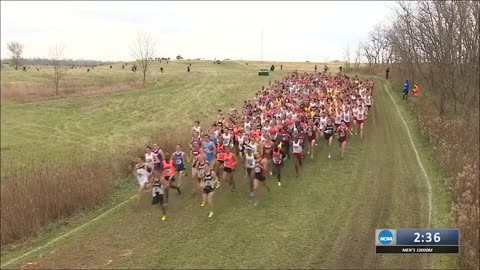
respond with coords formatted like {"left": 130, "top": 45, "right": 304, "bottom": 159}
{"left": 200, "top": 163, "right": 219, "bottom": 218}
{"left": 252, "top": 152, "right": 270, "bottom": 207}
{"left": 149, "top": 169, "right": 168, "bottom": 221}
{"left": 191, "top": 121, "right": 202, "bottom": 138}
{"left": 336, "top": 120, "right": 354, "bottom": 159}
{"left": 190, "top": 141, "right": 203, "bottom": 195}
{"left": 262, "top": 134, "right": 273, "bottom": 176}
{"left": 222, "top": 146, "right": 237, "bottom": 191}
{"left": 356, "top": 104, "right": 367, "bottom": 141}
{"left": 272, "top": 143, "right": 284, "bottom": 186}
{"left": 280, "top": 126, "right": 291, "bottom": 160}
{"left": 214, "top": 138, "right": 226, "bottom": 178}
{"left": 244, "top": 148, "right": 256, "bottom": 198}
{"left": 323, "top": 117, "right": 335, "bottom": 159}
{"left": 162, "top": 154, "right": 181, "bottom": 205}
{"left": 152, "top": 143, "right": 165, "bottom": 172}
{"left": 172, "top": 145, "right": 186, "bottom": 188}
{"left": 305, "top": 120, "right": 317, "bottom": 159}
{"left": 195, "top": 154, "right": 207, "bottom": 199}
{"left": 134, "top": 156, "right": 152, "bottom": 204}
{"left": 292, "top": 136, "right": 303, "bottom": 177}
{"left": 202, "top": 134, "right": 216, "bottom": 165}
{"left": 145, "top": 146, "right": 160, "bottom": 173}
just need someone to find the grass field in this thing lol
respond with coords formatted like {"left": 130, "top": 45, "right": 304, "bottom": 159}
{"left": 1, "top": 60, "right": 332, "bottom": 170}
{"left": 1, "top": 61, "right": 454, "bottom": 269}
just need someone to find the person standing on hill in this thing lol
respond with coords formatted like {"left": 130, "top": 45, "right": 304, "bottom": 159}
{"left": 385, "top": 67, "right": 390, "bottom": 80}
{"left": 403, "top": 79, "right": 410, "bottom": 100}
{"left": 413, "top": 84, "right": 420, "bottom": 97}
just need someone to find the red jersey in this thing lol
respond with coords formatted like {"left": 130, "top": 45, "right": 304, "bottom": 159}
{"left": 216, "top": 144, "right": 226, "bottom": 161}
{"left": 162, "top": 161, "right": 175, "bottom": 177}
{"left": 223, "top": 153, "right": 236, "bottom": 169}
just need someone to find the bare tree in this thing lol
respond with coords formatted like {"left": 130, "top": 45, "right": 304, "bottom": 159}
{"left": 354, "top": 43, "right": 362, "bottom": 70}
{"left": 7, "top": 41, "right": 24, "bottom": 70}
{"left": 131, "top": 32, "right": 157, "bottom": 86}
{"left": 343, "top": 44, "right": 351, "bottom": 72}
{"left": 49, "top": 44, "right": 68, "bottom": 96}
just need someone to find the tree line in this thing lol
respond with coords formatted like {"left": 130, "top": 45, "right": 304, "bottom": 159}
{"left": 349, "top": 1, "right": 479, "bottom": 269}
{"left": 348, "top": 0, "right": 479, "bottom": 120}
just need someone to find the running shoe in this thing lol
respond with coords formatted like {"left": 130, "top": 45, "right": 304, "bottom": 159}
{"left": 201, "top": 201, "right": 205, "bottom": 207}
{"left": 328, "top": 154, "right": 331, "bottom": 159}
{"left": 249, "top": 191, "right": 254, "bottom": 198}
{"left": 254, "top": 201, "right": 259, "bottom": 207}
{"left": 208, "top": 211, "right": 214, "bottom": 218}
{"left": 269, "top": 171, "right": 273, "bottom": 176}
{"left": 277, "top": 181, "right": 281, "bottom": 187}
{"left": 231, "top": 187, "right": 236, "bottom": 192}
{"left": 161, "top": 215, "right": 167, "bottom": 221}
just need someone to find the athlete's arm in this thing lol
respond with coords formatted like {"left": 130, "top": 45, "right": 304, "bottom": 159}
{"left": 158, "top": 150, "right": 166, "bottom": 161}
{"left": 153, "top": 154, "right": 160, "bottom": 165}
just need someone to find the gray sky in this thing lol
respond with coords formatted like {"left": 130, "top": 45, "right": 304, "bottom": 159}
{"left": 1, "top": 1, "right": 393, "bottom": 62}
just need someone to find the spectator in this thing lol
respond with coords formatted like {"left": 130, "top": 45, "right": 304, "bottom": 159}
{"left": 385, "top": 67, "right": 390, "bottom": 80}
{"left": 403, "top": 79, "right": 410, "bottom": 100}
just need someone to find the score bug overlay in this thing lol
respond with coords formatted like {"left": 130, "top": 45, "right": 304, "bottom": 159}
{"left": 375, "top": 229, "right": 459, "bottom": 254}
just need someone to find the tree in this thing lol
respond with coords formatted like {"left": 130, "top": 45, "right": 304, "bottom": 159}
{"left": 7, "top": 41, "right": 24, "bottom": 70}
{"left": 354, "top": 43, "right": 362, "bottom": 70}
{"left": 131, "top": 32, "right": 157, "bottom": 87}
{"left": 176, "top": 54, "right": 183, "bottom": 60}
{"left": 49, "top": 44, "right": 68, "bottom": 96}
{"left": 343, "top": 44, "right": 351, "bottom": 72}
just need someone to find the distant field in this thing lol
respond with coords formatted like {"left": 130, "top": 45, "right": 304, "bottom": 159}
{"left": 0, "top": 60, "right": 343, "bottom": 170}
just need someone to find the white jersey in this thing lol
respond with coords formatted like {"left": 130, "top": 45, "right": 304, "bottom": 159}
{"left": 193, "top": 126, "right": 201, "bottom": 136}
{"left": 136, "top": 166, "right": 149, "bottom": 186}
{"left": 292, "top": 141, "right": 303, "bottom": 153}
{"left": 244, "top": 122, "right": 252, "bottom": 133}
{"left": 343, "top": 111, "right": 351, "bottom": 123}
{"left": 291, "top": 113, "right": 298, "bottom": 121}
{"left": 365, "top": 96, "right": 372, "bottom": 106}
{"left": 245, "top": 154, "right": 255, "bottom": 169}
{"left": 334, "top": 113, "right": 343, "bottom": 125}
{"left": 145, "top": 153, "right": 155, "bottom": 164}
{"left": 222, "top": 133, "right": 231, "bottom": 146}
{"left": 357, "top": 110, "right": 365, "bottom": 120}
{"left": 319, "top": 117, "right": 327, "bottom": 129}
{"left": 249, "top": 143, "right": 258, "bottom": 154}
{"left": 352, "top": 108, "right": 359, "bottom": 118}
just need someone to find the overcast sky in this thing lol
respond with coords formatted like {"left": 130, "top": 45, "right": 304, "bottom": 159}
{"left": 1, "top": 1, "right": 393, "bottom": 62}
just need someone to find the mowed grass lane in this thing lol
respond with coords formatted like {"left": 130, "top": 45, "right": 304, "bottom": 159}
{"left": 3, "top": 78, "right": 453, "bottom": 269}
{"left": 1, "top": 61, "right": 290, "bottom": 169}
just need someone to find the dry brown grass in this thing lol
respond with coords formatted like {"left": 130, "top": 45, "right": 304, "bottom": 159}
{"left": 379, "top": 67, "right": 479, "bottom": 269}
{"left": 1, "top": 81, "right": 143, "bottom": 102}
{"left": 0, "top": 123, "right": 195, "bottom": 247}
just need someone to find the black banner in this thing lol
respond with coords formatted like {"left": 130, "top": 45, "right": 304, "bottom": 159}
{"left": 376, "top": 245, "right": 459, "bottom": 254}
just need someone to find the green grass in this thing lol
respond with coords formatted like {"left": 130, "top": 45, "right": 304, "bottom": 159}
{"left": 1, "top": 70, "right": 454, "bottom": 269}
{"left": 1, "top": 60, "right": 303, "bottom": 169}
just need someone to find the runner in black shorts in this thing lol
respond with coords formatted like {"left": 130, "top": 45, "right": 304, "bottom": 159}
{"left": 200, "top": 163, "right": 219, "bottom": 218}
{"left": 323, "top": 118, "right": 335, "bottom": 159}
{"left": 149, "top": 170, "right": 168, "bottom": 221}
{"left": 252, "top": 153, "right": 270, "bottom": 206}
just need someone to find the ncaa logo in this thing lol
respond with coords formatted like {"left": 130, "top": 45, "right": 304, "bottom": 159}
{"left": 378, "top": 230, "right": 393, "bottom": 245}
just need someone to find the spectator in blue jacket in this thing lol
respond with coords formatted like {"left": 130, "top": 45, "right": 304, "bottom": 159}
{"left": 402, "top": 79, "right": 410, "bottom": 100}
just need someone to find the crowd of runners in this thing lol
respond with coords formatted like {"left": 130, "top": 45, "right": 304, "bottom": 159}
{"left": 134, "top": 71, "right": 375, "bottom": 221}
